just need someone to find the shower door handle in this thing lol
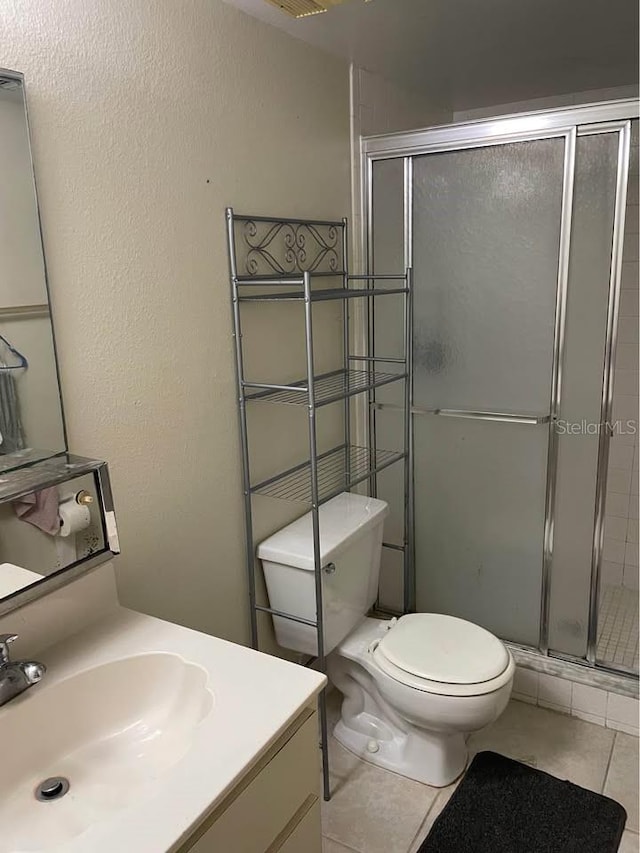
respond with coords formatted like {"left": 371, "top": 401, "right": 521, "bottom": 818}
{"left": 432, "top": 409, "right": 552, "bottom": 425}
{"left": 373, "top": 402, "right": 551, "bottom": 425}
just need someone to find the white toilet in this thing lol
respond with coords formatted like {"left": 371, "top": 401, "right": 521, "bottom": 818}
{"left": 257, "top": 492, "right": 514, "bottom": 787}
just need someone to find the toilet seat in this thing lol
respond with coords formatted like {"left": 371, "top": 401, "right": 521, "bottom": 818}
{"left": 371, "top": 613, "right": 514, "bottom": 697}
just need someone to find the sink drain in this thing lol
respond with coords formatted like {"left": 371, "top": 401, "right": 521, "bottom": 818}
{"left": 35, "top": 777, "right": 70, "bottom": 802}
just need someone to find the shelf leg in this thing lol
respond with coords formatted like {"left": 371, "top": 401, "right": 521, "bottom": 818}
{"left": 227, "top": 207, "right": 259, "bottom": 648}
{"left": 403, "top": 265, "right": 415, "bottom": 614}
{"left": 303, "top": 270, "right": 332, "bottom": 801}
{"left": 318, "top": 687, "right": 331, "bottom": 801}
{"left": 342, "top": 218, "right": 351, "bottom": 488}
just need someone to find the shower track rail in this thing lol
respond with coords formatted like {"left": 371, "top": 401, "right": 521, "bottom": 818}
{"left": 226, "top": 208, "right": 413, "bottom": 803}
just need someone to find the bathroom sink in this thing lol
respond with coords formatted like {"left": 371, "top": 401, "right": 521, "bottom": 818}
{"left": 0, "top": 587, "right": 325, "bottom": 853}
{"left": 0, "top": 653, "right": 213, "bottom": 851}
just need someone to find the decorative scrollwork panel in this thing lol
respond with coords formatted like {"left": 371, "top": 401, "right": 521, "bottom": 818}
{"left": 232, "top": 218, "right": 345, "bottom": 277}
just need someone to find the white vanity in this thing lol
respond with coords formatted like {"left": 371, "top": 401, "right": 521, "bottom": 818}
{"left": 0, "top": 564, "right": 326, "bottom": 853}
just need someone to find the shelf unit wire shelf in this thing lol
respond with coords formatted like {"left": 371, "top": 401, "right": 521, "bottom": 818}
{"left": 251, "top": 444, "right": 405, "bottom": 504}
{"left": 237, "top": 285, "right": 409, "bottom": 302}
{"left": 234, "top": 271, "right": 347, "bottom": 283}
{"left": 244, "top": 368, "right": 407, "bottom": 407}
{"left": 234, "top": 273, "right": 408, "bottom": 284}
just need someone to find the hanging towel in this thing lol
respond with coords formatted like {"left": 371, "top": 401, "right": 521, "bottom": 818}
{"left": 14, "top": 487, "right": 61, "bottom": 535}
{"left": 0, "top": 370, "right": 25, "bottom": 454}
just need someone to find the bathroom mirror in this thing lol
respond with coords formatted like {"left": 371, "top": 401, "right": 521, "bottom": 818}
{"left": 0, "top": 68, "right": 66, "bottom": 474}
{"left": 0, "top": 455, "right": 119, "bottom": 615}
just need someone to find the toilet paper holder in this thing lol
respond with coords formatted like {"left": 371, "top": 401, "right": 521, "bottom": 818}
{"left": 60, "top": 489, "right": 94, "bottom": 507}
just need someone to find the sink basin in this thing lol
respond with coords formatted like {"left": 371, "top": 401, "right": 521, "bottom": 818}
{"left": 0, "top": 653, "right": 213, "bottom": 851}
{"left": 0, "top": 582, "right": 325, "bottom": 853}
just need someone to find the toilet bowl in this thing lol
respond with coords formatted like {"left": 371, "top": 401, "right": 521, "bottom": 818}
{"left": 328, "top": 615, "right": 514, "bottom": 786}
{"left": 257, "top": 492, "right": 515, "bottom": 787}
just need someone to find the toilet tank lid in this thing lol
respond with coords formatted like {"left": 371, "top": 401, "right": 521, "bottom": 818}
{"left": 256, "top": 492, "right": 389, "bottom": 571}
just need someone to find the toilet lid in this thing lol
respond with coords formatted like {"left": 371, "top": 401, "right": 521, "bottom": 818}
{"left": 375, "top": 613, "right": 510, "bottom": 685}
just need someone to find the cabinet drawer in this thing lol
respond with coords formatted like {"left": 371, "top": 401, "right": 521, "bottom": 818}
{"left": 274, "top": 800, "right": 321, "bottom": 853}
{"left": 185, "top": 711, "right": 319, "bottom": 853}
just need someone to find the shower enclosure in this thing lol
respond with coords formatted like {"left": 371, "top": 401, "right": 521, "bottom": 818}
{"left": 364, "top": 100, "right": 639, "bottom": 678}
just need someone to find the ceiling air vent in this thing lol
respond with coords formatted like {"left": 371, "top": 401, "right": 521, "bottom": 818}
{"left": 265, "top": 0, "right": 365, "bottom": 18}
{"left": 265, "top": 0, "right": 325, "bottom": 16}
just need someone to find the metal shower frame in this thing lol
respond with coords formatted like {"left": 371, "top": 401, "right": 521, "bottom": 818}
{"left": 361, "top": 98, "right": 639, "bottom": 678}
{"left": 226, "top": 207, "right": 413, "bottom": 801}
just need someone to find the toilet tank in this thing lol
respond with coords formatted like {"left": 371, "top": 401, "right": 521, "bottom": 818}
{"left": 257, "top": 492, "right": 389, "bottom": 656}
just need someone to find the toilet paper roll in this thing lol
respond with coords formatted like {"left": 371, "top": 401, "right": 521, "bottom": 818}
{"left": 58, "top": 500, "right": 91, "bottom": 538}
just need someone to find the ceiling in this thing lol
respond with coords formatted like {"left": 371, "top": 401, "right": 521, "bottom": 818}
{"left": 225, "top": 0, "right": 639, "bottom": 112}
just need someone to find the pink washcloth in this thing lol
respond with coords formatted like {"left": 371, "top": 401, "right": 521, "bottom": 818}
{"left": 13, "top": 487, "right": 61, "bottom": 535}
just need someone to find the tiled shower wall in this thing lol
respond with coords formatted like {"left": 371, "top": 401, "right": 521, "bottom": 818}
{"left": 602, "top": 120, "right": 639, "bottom": 593}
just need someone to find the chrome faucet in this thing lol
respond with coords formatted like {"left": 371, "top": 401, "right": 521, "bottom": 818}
{"left": 0, "top": 633, "right": 46, "bottom": 707}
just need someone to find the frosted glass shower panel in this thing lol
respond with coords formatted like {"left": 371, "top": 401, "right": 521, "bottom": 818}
{"left": 371, "top": 159, "right": 408, "bottom": 608}
{"left": 549, "top": 132, "right": 619, "bottom": 658}
{"left": 372, "top": 157, "right": 406, "bottom": 401}
{"left": 372, "top": 157, "right": 405, "bottom": 274}
{"left": 414, "top": 416, "right": 548, "bottom": 646}
{"left": 412, "top": 139, "right": 565, "bottom": 413}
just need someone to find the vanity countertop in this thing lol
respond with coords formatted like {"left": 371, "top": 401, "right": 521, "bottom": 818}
{"left": 0, "top": 606, "right": 326, "bottom": 853}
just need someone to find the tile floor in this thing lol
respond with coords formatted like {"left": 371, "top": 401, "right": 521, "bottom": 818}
{"left": 321, "top": 696, "right": 640, "bottom": 853}
{"left": 598, "top": 585, "right": 639, "bottom": 670}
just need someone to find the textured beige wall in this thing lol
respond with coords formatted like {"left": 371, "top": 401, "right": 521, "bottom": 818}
{"left": 0, "top": 0, "right": 350, "bottom": 644}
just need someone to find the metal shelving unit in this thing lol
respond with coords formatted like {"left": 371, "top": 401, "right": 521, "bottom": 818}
{"left": 226, "top": 208, "right": 413, "bottom": 801}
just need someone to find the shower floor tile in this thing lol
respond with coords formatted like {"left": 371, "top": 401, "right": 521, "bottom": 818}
{"left": 597, "top": 584, "right": 639, "bottom": 670}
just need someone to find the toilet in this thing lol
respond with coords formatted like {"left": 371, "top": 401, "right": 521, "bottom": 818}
{"left": 257, "top": 492, "right": 515, "bottom": 787}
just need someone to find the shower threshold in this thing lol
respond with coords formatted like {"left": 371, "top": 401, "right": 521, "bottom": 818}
{"left": 508, "top": 642, "right": 638, "bottom": 699}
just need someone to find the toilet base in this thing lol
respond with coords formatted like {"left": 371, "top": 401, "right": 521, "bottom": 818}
{"left": 328, "top": 618, "right": 514, "bottom": 788}
{"left": 333, "top": 711, "right": 468, "bottom": 788}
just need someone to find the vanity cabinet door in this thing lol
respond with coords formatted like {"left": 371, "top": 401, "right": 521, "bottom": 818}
{"left": 182, "top": 708, "right": 320, "bottom": 853}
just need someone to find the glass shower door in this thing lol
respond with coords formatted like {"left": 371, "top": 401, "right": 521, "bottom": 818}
{"left": 412, "top": 138, "right": 567, "bottom": 646}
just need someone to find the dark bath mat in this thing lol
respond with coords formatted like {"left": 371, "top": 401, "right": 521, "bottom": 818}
{"left": 418, "top": 751, "right": 627, "bottom": 853}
